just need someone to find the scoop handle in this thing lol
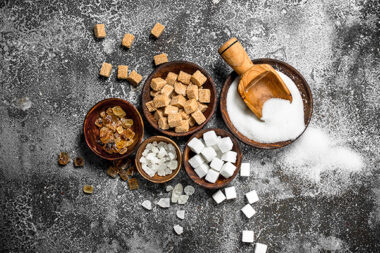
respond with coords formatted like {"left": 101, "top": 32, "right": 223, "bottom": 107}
{"left": 218, "top": 37, "right": 254, "bottom": 76}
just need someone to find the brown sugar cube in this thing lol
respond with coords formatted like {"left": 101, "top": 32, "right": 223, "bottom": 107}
{"left": 191, "top": 70, "right": 207, "bottom": 86}
{"left": 99, "top": 62, "right": 112, "bottom": 77}
{"left": 154, "top": 109, "right": 164, "bottom": 121}
{"left": 183, "top": 99, "right": 198, "bottom": 114}
{"left": 198, "top": 102, "right": 208, "bottom": 112}
{"left": 94, "top": 24, "right": 106, "bottom": 38}
{"left": 165, "top": 72, "right": 178, "bottom": 85}
{"left": 198, "top": 89, "right": 211, "bottom": 103}
{"left": 191, "top": 110, "right": 206, "bottom": 125}
{"left": 158, "top": 117, "right": 169, "bottom": 130}
{"left": 174, "top": 81, "right": 187, "bottom": 96}
{"left": 160, "top": 84, "right": 174, "bottom": 97}
{"left": 127, "top": 70, "right": 142, "bottom": 86}
{"left": 154, "top": 53, "right": 168, "bottom": 66}
{"left": 151, "top": 77, "right": 166, "bottom": 91}
{"left": 117, "top": 65, "right": 128, "bottom": 79}
{"left": 188, "top": 117, "right": 196, "bottom": 127}
{"left": 179, "top": 109, "right": 189, "bottom": 120}
{"left": 187, "top": 85, "right": 199, "bottom": 100}
{"left": 128, "top": 177, "right": 139, "bottom": 190}
{"left": 150, "top": 90, "right": 159, "bottom": 97}
{"left": 151, "top": 22, "right": 165, "bottom": 38}
{"left": 170, "top": 95, "right": 186, "bottom": 108}
{"left": 168, "top": 113, "right": 182, "bottom": 128}
{"left": 153, "top": 94, "right": 170, "bottom": 108}
{"left": 175, "top": 120, "right": 189, "bottom": 133}
{"left": 145, "top": 101, "right": 156, "bottom": 112}
{"left": 178, "top": 71, "right": 191, "bottom": 85}
{"left": 119, "top": 169, "right": 129, "bottom": 181}
{"left": 164, "top": 105, "right": 179, "bottom": 115}
{"left": 121, "top": 33, "right": 135, "bottom": 48}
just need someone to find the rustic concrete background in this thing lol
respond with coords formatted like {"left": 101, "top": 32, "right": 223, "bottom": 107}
{"left": 0, "top": 0, "right": 379, "bottom": 252}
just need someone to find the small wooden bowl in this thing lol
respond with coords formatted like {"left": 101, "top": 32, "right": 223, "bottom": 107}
{"left": 220, "top": 58, "right": 313, "bottom": 149}
{"left": 83, "top": 98, "right": 144, "bottom": 160}
{"left": 135, "top": 136, "right": 182, "bottom": 183}
{"left": 183, "top": 128, "right": 242, "bottom": 189}
{"left": 141, "top": 61, "right": 217, "bottom": 137}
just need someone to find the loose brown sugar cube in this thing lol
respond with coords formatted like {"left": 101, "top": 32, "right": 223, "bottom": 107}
{"left": 174, "top": 81, "right": 187, "bottom": 96}
{"left": 160, "top": 84, "right": 174, "bottom": 97}
{"left": 153, "top": 94, "right": 170, "bottom": 108}
{"left": 107, "top": 165, "right": 119, "bottom": 178}
{"left": 154, "top": 109, "right": 164, "bottom": 121}
{"left": 191, "top": 110, "right": 206, "bottom": 125}
{"left": 83, "top": 185, "right": 94, "bottom": 194}
{"left": 127, "top": 70, "right": 142, "bottom": 86}
{"left": 151, "top": 77, "right": 166, "bottom": 91}
{"left": 150, "top": 90, "right": 159, "bottom": 97}
{"left": 171, "top": 95, "right": 186, "bottom": 108}
{"left": 158, "top": 117, "right": 169, "bottom": 130}
{"left": 198, "top": 89, "right": 211, "bottom": 103}
{"left": 128, "top": 177, "right": 139, "bottom": 190}
{"left": 175, "top": 120, "right": 189, "bottom": 133}
{"left": 121, "top": 33, "right": 135, "bottom": 48}
{"left": 154, "top": 53, "right": 168, "bottom": 66}
{"left": 188, "top": 117, "right": 196, "bottom": 127}
{"left": 168, "top": 113, "right": 182, "bottom": 127}
{"left": 187, "top": 85, "right": 199, "bottom": 100}
{"left": 178, "top": 71, "right": 191, "bottom": 85}
{"left": 183, "top": 99, "right": 198, "bottom": 114}
{"left": 58, "top": 152, "right": 70, "bottom": 166}
{"left": 151, "top": 22, "right": 165, "bottom": 38}
{"left": 165, "top": 72, "right": 178, "bottom": 85}
{"left": 117, "top": 65, "right": 128, "bottom": 79}
{"left": 198, "top": 102, "right": 208, "bottom": 112}
{"left": 94, "top": 24, "right": 106, "bottom": 38}
{"left": 191, "top": 70, "right": 207, "bottom": 86}
{"left": 74, "top": 157, "right": 84, "bottom": 167}
{"left": 164, "top": 105, "right": 179, "bottom": 115}
{"left": 99, "top": 62, "right": 112, "bottom": 77}
{"left": 145, "top": 101, "right": 156, "bottom": 112}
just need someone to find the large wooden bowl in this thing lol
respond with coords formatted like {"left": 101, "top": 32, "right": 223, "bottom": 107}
{"left": 135, "top": 136, "right": 182, "bottom": 183}
{"left": 220, "top": 58, "right": 313, "bottom": 149}
{"left": 183, "top": 128, "right": 242, "bottom": 189}
{"left": 142, "top": 61, "right": 217, "bottom": 137}
{"left": 83, "top": 98, "right": 144, "bottom": 160}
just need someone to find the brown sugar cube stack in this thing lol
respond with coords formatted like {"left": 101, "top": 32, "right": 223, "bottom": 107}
{"left": 94, "top": 24, "right": 106, "bottom": 38}
{"left": 127, "top": 70, "right": 142, "bottom": 86}
{"left": 121, "top": 33, "right": 135, "bottom": 48}
{"left": 100, "top": 62, "right": 112, "bottom": 77}
{"left": 154, "top": 53, "right": 168, "bottom": 66}
{"left": 151, "top": 22, "right": 165, "bottom": 38}
{"left": 117, "top": 65, "right": 128, "bottom": 79}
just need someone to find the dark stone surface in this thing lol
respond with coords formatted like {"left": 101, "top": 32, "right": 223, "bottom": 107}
{"left": 0, "top": 0, "right": 379, "bottom": 252}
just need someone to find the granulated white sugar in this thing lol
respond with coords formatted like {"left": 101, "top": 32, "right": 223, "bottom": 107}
{"left": 226, "top": 71, "right": 305, "bottom": 143}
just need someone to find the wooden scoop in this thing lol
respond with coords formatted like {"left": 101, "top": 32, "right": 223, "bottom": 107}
{"left": 218, "top": 37, "right": 292, "bottom": 119}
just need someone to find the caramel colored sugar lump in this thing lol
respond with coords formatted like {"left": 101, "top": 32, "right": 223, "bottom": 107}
{"left": 99, "top": 62, "right": 112, "bottom": 77}
{"left": 154, "top": 109, "right": 164, "bottom": 120}
{"left": 154, "top": 53, "right": 168, "bottom": 66}
{"left": 168, "top": 114, "right": 182, "bottom": 128}
{"left": 165, "top": 72, "right": 178, "bottom": 85}
{"left": 178, "top": 71, "right": 191, "bottom": 85}
{"left": 151, "top": 77, "right": 166, "bottom": 91}
{"left": 127, "top": 70, "right": 142, "bottom": 86}
{"left": 179, "top": 109, "right": 189, "bottom": 120}
{"left": 117, "top": 65, "right": 128, "bottom": 79}
{"left": 158, "top": 117, "right": 169, "bottom": 130}
{"left": 153, "top": 94, "right": 170, "bottom": 108}
{"left": 183, "top": 99, "right": 198, "bottom": 114}
{"left": 151, "top": 22, "right": 165, "bottom": 38}
{"left": 191, "top": 110, "right": 206, "bottom": 125}
{"left": 174, "top": 81, "right": 187, "bottom": 96}
{"left": 191, "top": 70, "right": 207, "bottom": 86}
{"left": 199, "top": 89, "right": 211, "bottom": 103}
{"left": 175, "top": 120, "right": 189, "bottom": 133}
{"left": 160, "top": 84, "right": 174, "bottom": 97}
{"left": 198, "top": 102, "right": 208, "bottom": 112}
{"left": 187, "top": 85, "right": 199, "bottom": 100}
{"left": 171, "top": 95, "right": 186, "bottom": 108}
{"left": 188, "top": 116, "right": 195, "bottom": 127}
{"left": 164, "top": 105, "right": 179, "bottom": 115}
{"left": 122, "top": 33, "right": 135, "bottom": 48}
{"left": 94, "top": 24, "right": 106, "bottom": 38}
{"left": 145, "top": 101, "right": 156, "bottom": 112}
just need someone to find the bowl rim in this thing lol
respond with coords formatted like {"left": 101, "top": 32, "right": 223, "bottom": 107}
{"left": 83, "top": 97, "right": 144, "bottom": 160}
{"left": 141, "top": 60, "right": 217, "bottom": 137}
{"left": 220, "top": 58, "right": 313, "bottom": 149}
{"left": 135, "top": 135, "right": 182, "bottom": 183}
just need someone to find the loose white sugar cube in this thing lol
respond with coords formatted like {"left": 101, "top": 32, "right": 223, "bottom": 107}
{"left": 245, "top": 190, "right": 259, "bottom": 204}
{"left": 176, "top": 210, "right": 185, "bottom": 220}
{"left": 194, "top": 164, "right": 208, "bottom": 178}
{"left": 203, "top": 130, "right": 218, "bottom": 147}
{"left": 184, "top": 185, "right": 195, "bottom": 195}
{"left": 220, "top": 162, "right": 236, "bottom": 178}
{"left": 188, "top": 155, "right": 204, "bottom": 169}
{"left": 217, "top": 137, "right": 233, "bottom": 153}
{"left": 224, "top": 186, "right": 237, "bottom": 200}
{"left": 141, "top": 200, "right": 152, "bottom": 210}
{"left": 166, "top": 185, "right": 173, "bottom": 192}
{"left": 254, "top": 243, "right": 268, "bottom": 253}
{"left": 242, "top": 230, "right": 254, "bottom": 243}
{"left": 210, "top": 157, "right": 224, "bottom": 172}
{"left": 212, "top": 190, "right": 226, "bottom": 204}
{"left": 241, "top": 204, "right": 256, "bottom": 218}
{"left": 240, "top": 162, "right": 250, "bottom": 177}
{"left": 221, "top": 151, "right": 237, "bottom": 163}
{"left": 187, "top": 137, "right": 205, "bottom": 154}
{"left": 173, "top": 224, "right": 183, "bottom": 235}
{"left": 178, "top": 195, "right": 189, "bottom": 204}
{"left": 171, "top": 183, "right": 183, "bottom": 203}
{"left": 205, "top": 169, "right": 219, "bottom": 183}
{"left": 157, "top": 198, "right": 170, "bottom": 208}
{"left": 201, "top": 147, "right": 217, "bottom": 163}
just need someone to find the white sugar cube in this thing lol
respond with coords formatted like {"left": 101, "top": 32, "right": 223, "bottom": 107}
{"left": 242, "top": 230, "right": 254, "bottom": 243}
{"left": 203, "top": 130, "right": 218, "bottom": 147}
{"left": 187, "top": 137, "right": 205, "bottom": 154}
{"left": 157, "top": 198, "right": 170, "bottom": 208}
{"left": 205, "top": 169, "right": 219, "bottom": 183}
{"left": 188, "top": 154, "right": 204, "bottom": 169}
{"left": 221, "top": 151, "right": 237, "bottom": 163}
{"left": 220, "top": 162, "right": 236, "bottom": 178}
{"left": 178, "top": 195, "right": 189, "bottom": 204}
{"left": 254, "top": 243, "right": 268, "bottom": 253}
{"left": 173, "top": 224, "right": 183, "bottom": 235}
{"left": 240, "top": 162, "right": 250, "bottom": 177}
{"left": 212, "top": 190, "right": 226, "bottom": 204}
{"left": 210, "top": 157, "right": 224, "bottom": 172}
{"left": 141, "top": 200, "right": 152, "bottom": 210}
{"left": 217, "top": 137, "right": 233, "bottom": 153}
{"left": 246, "top": 190, "right": 259, "bottom": 204}
{"left": 176, "top": 210, "right": 185, "bottom": 219}
{"left": 241, "top": 204, "right": 256, "bottom": 218}
{"left": 224, "top": 186, "right": 237, "bottom": 200}
{"left": 184, "top": 185, "right": 195, "bottom": 195}
{"left": 194, "top": 163, "right": 209, "bottom": 178}
{"left": 201, "top": 147, "right": 217, "bottom": 162}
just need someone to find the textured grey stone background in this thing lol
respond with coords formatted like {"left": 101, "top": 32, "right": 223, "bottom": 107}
{"left": 0, "top": 0, "right": 379, "bottom": 252}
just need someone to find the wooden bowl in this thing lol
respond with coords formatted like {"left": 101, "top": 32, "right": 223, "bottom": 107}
{"left": 141, "top": 61, "right": 217, "bottom": 137}
{"left": 220, "top": 58, "right": 313, "bottom": 149}
{"left": 135, "top": 136, "right": 182, "bottom": 183}
{"left": 183, "top": 128, "right": 242, "bottom": 189}
{"left": 83, "top": 98, "right": 144, "bottom": 160}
